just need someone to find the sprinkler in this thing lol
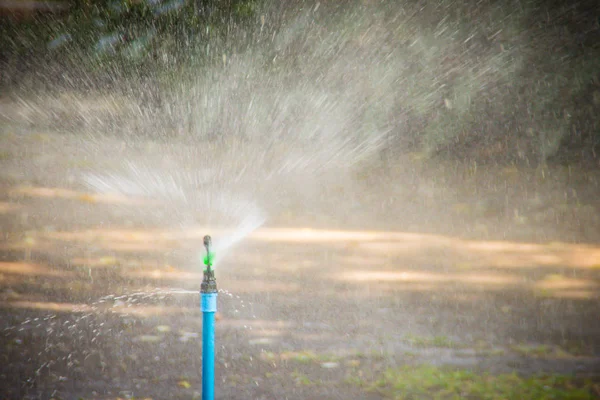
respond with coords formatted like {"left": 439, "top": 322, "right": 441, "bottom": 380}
{"left": 200, "top": 235, "right": 217, "bottom": 400}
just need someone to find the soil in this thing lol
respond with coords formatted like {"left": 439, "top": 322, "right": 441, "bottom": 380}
{"left": 1, "top": 128, "right": 600, "bottom": 400}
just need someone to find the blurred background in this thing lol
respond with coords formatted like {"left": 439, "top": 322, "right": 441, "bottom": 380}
{"left": 1, "top": 1, "right": 600, "bottom": 399}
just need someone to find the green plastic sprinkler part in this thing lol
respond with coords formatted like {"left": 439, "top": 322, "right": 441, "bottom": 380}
{"left": 201, "top": 235, "right": 217, "bottom": 293}
{"left": 203, "top": 235, "right": 216, "bottom": 269}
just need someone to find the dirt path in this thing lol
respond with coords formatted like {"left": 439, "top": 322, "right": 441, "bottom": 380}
{"left": 1, "top": 131, "right": 600, "bottom": 399}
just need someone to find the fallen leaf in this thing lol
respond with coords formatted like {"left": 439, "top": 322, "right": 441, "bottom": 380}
{"left": 78, "top": 194, "right": 97, "bottom": 203}
{"left": 178, "top": 380, "right": 191, "bottom": 389}
{"left": 99, "top": 256, "right": 117, "bottom": 265}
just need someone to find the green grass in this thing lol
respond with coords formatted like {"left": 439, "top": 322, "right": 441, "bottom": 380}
{"left": 284, "top": 350, "right": 319, "bottom": 364}
{"left": 364, "top": 364, "right": 597, "bottom": 400}
{"left": 510, "top": 343, "right": 588, "bottom": 359}
{"left": 261, "top": 350, "right": 340, "bottom": 364}
{"left": 291, "top": 370, "right": 315, "bottom": 386}
{"left": 0, "top": 150, "right": 12, "bottom": 160}
{"left": 476, "top": 348, "right": 506, "bottom": 357}
{"left": 511, "top": 344, "right": 555, "bottom": 358}
{"left": 404, "top": 335, "right": 459, "bottom": 349}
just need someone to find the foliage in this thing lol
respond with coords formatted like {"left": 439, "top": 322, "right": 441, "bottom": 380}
{"left": 0, "top": 0, "right": 261, "bottom": 85}
{"left": 1, "top": 0, "right": 599, "bottom": 163}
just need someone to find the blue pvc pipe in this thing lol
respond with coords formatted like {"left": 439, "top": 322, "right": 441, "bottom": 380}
{"left": 201, "top": 292, "right": 217, "bottom": 400}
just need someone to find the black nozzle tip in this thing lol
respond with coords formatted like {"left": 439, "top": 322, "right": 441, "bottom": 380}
{"left": 203, "top": 235, "right": 212, "bottom": 249}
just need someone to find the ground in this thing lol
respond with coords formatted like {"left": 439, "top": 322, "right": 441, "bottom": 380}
{"left": 1, "top": 129, "right": 600, "bottom": 399}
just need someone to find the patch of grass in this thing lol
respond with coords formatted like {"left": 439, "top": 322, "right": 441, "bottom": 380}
{"left": 476, "top": 348, "right": 506, "bottom": 357}
{"left": 404, "top": 334, "right": 459, "bottom": 348}
{"left": 534, "top": 288, "right": 554, "bottom": 298}
{"left": 282, "top": 350, "right": 319, "bottom": 364}
{"left": 0, "top": 150, "right": 12, "bottom": 160}
{"left": 364, "top": 364, "right": 597, "bottom": 400}
{"left": 349, "top": 350, "right": 385, "bottom": 362}
{"left": 266, "top": 350, "right": 340, "bottom": 365}
{"left": 511, "top": 344, "right": 576, "bottom": 359}
{"left": 511, "top": 344, "right": 554, "bottom": 357}
{"left": 259, "top": 351, "right": 277, "bottom": 362}
{"left": 291, "top": 370, "right": 315, "bottom": 386}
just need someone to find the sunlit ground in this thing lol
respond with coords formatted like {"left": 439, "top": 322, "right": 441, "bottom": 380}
{"left": 1, "top": 176, "right": 599, "bottom": 399}
{"left": 2, "top": 182, "right": 600, "bottom": 307}
{"left": 3, "top": 226, "right": 599, "bottom": 299}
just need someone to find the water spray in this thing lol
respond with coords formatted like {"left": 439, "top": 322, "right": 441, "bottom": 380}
{"left": 200, "top": 235, "right": 217, "bottom": 400}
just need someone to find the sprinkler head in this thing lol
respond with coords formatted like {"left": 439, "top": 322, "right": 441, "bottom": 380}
{"left": 201, "top": 234, "right": 217, "bottom": 293}
{"left": 203, "top": 235, "right": 212, "bottom": 252}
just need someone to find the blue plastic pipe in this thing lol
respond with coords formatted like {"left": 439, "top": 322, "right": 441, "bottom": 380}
{"left": 201, "top": 292, "right": 217, "bottom": 400}
{"left": 201, "top": 235, "right": 217, "bottom": 400}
